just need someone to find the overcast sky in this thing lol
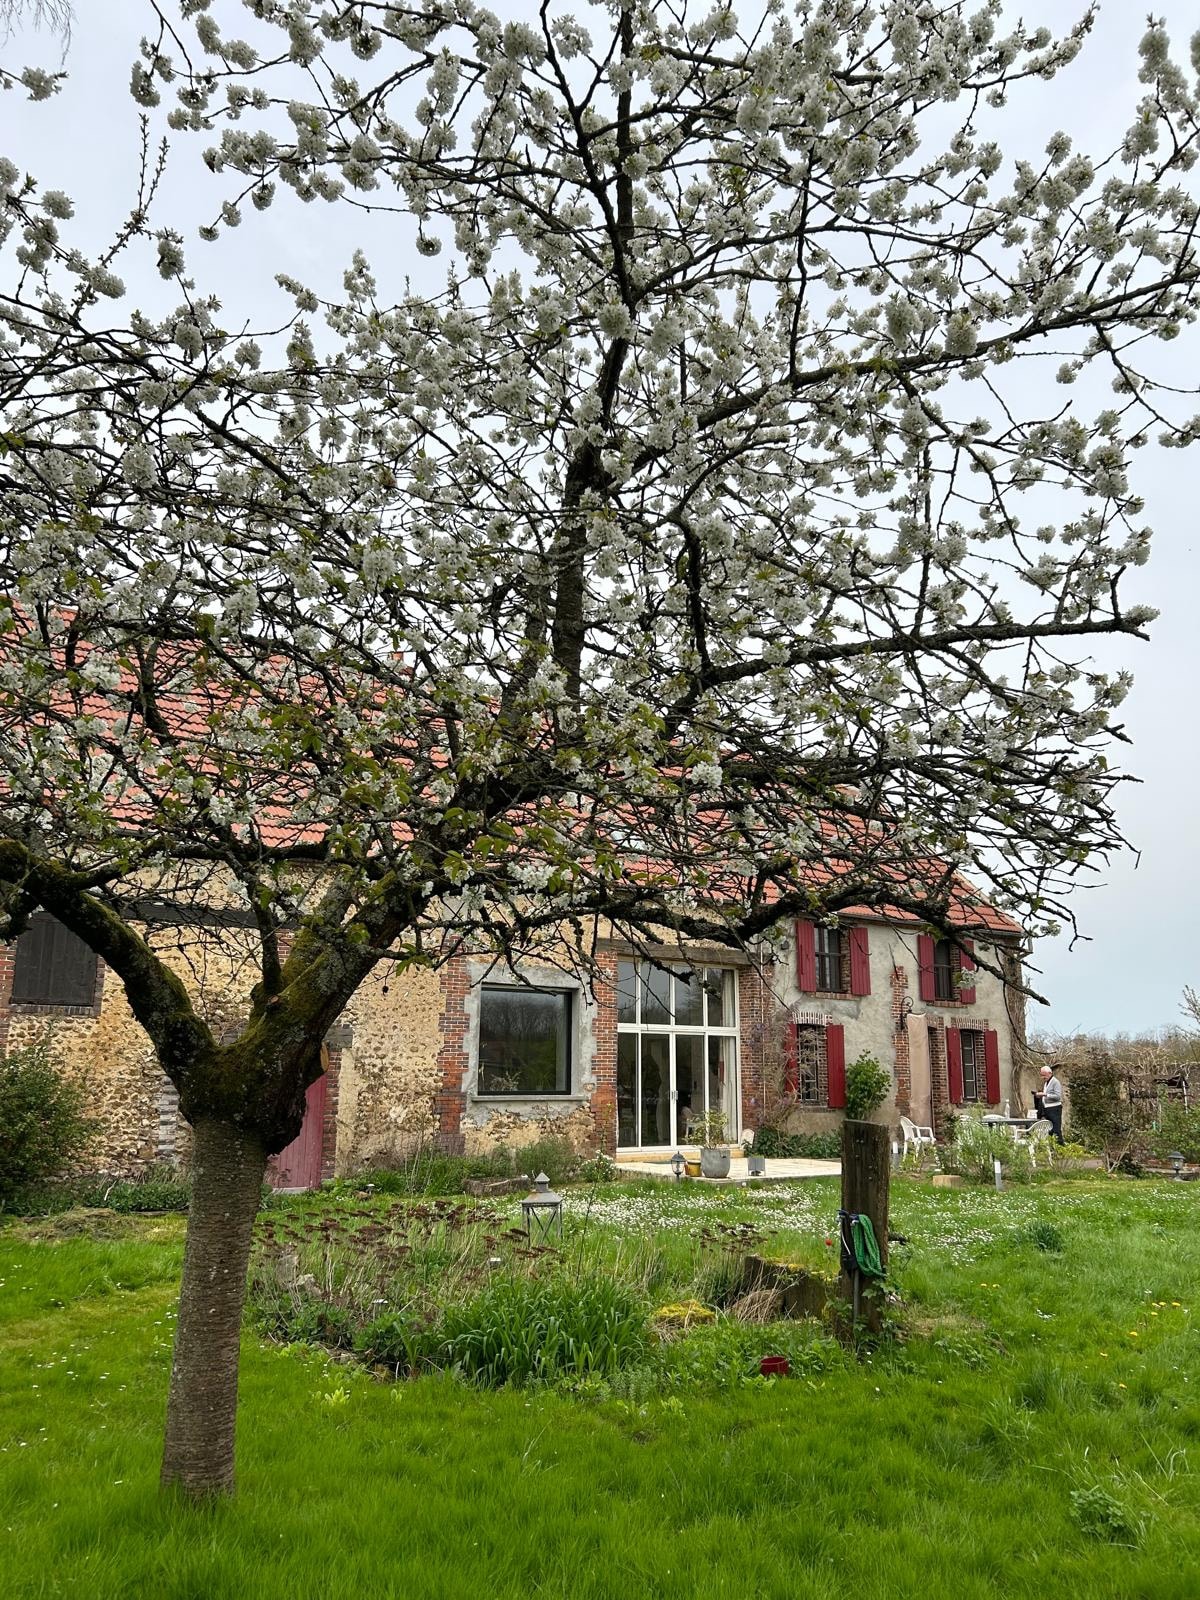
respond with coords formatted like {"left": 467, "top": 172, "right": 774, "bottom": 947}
{"left": 2, "top": 1, "right": 1197, "bottom": 1038}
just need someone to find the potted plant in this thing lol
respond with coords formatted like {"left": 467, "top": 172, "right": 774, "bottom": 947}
{"left": 689, "top": 1110, "right": 732, "bottom": 1179}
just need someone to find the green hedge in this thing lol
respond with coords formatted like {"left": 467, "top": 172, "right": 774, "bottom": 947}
{"left": 751, "top": 1128, "right": 842, "bottom": 1160}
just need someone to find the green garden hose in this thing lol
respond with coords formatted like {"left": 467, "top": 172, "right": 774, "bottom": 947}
{"left": 849, "top": 1212, "right": 885, "bottom": 1279}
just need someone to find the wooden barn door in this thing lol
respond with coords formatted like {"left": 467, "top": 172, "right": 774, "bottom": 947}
{"left": 271, "top": 1072, "right": 327, "bottom": 1190}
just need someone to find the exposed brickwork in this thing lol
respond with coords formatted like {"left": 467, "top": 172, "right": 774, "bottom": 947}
{"left": 433, "top": 957, "right": 470, "bottom": 1155}
{"left": 891, "top": 964, "right": 911, "bottom": 1114}
{"left": 591, "top": 952, "right": 619, "bottom": 1155}
{"left": 0, "top": 941, "right": 13, "bottom": 1063}
{"left": 928, "top": 1020, "right": 949, "bottom": 1138}
{"left": 320, "top": 1045, "right": 342, "bottom": 1181}
{"left": 737, "top": 963, "right": 770, "bottom": 1134}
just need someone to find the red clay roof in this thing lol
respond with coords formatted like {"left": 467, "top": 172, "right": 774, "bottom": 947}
{"left": 1, "top": 621, "right": 1022, "bottom": 937}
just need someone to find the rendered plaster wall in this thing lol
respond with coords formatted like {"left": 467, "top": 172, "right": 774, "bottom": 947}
{"left": 773, "top": 921, "right": 1024, "bottom": 1137}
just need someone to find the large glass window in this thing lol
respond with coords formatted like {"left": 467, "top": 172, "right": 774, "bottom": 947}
{"left": 615, "top": 960, "right": 739, "bottom": 1146}
{"left": 478, "top": 987, "right": 571, "bottom": 1095}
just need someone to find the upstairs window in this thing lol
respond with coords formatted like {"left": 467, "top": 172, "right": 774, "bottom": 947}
{"left": 933, "top": 939, "right": 957, "bottom": 1002}
{"left": 478, "top": 987, "right": 572, "bottom": 1096}
{"left": 814, "top": 926, "right": 842, "bottom": 994}
{"left": 10, "top": 914, "right": 98, "bottom": 1008}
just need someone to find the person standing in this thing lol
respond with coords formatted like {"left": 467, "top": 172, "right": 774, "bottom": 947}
{"left": 1039, "top": 1064, "right": 1064, "bottom": 1143}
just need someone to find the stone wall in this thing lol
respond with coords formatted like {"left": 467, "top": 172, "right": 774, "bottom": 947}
{"left": 0, "top": 920, "right": 260, "bottom": 1177}
{"left": 0, "top": 907, "right": 1028, "bottom": 1183}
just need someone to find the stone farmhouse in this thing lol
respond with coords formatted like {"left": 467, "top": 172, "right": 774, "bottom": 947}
{"left": 0, "top": 880, "right": 1025, "bottom": 1188}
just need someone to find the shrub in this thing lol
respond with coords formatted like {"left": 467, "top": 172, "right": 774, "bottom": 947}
{"left": 1063, "top": 1050, "right": 1141, "bottom": 1173}
{"left": 844, "top": 1054, "right": 892, "bottom": 1121}
{"left": 440, "top": 1274, "right": 648, "bottom": 1386}
{"left": 0, "top": 1039, "right": 96, "bottom": 1208}
{"left": 940, "top": 1118, "right": 1033, "bottom": 1184}
{"left": 254, "top": 1292, "right": 357, "bottom": 1350}
{"left": 686, "top": 1109, "right": 729, "bottom": 1147}
{"left": 752, "top": 1129, "right": 841, "bottom": 1160}
{"left": 1149, "top": 1104, "right": 1200, "bottom": 1165}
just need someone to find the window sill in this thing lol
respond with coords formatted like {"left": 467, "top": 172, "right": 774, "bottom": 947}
{"left": 8, "top": 1000, "right": 101, "bottom": 1018}
{"left": 470, "top": 1094, "right": 590, "bottom": 1107}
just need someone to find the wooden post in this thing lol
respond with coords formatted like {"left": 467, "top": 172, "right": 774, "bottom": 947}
{"left": 840, "top": 1119, "right": 890, "bottom": 1334}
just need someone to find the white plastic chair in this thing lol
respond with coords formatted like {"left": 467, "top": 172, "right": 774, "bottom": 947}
{"left": 1019, "top": 1118, "right": 1055, "bottom": 1167}
{"left": 900, "top": 1115, "right": 935, "bottom": 1159}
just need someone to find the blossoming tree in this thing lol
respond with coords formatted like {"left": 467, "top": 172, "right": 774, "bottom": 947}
{"left": 2, "top": 0, "right": 1199, "bottom": 1495}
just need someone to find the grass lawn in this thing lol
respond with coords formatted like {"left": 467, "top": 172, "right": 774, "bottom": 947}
{"left": 3, "top": 1177, "right": 1200, "bottom": 1599}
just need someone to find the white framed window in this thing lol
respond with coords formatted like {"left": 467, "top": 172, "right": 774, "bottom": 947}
{"left": 615, "top": 961, "right": 739, "bottom": 1148}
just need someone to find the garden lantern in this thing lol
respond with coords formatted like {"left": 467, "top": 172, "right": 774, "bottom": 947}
{"left": 521, "top": 1172, "right": 563, "bottom": 1242}
{"left": 1170, "top": 1151, "right": 1185, "bottom": 1180}
{"left": 670, "top": 1150, "right": 685, "bottom": 1181}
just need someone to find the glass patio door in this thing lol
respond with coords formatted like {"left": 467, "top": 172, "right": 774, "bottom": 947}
{"left": 615, "top": 962, "right": 738, "bottom": 1149}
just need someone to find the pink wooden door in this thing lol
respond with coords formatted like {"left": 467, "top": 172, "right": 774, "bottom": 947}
{"left": 271, "top": 1073, "right": 327, "bottom": 1190}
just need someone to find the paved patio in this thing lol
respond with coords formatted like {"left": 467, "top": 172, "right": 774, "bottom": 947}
{"left": 615, "top": 1153, "right": 841, "bottom": 1184}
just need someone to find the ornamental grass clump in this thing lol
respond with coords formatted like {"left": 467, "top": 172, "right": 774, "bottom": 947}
{"left": 440, "top": 1275, "right": 649, "bottom": 1387}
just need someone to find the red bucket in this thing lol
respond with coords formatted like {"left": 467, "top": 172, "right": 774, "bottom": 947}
{"left": 759, "top": 1355, "right": 790, "bottom": 1378}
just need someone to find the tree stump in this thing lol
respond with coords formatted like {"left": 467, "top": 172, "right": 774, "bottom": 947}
{"left": 840, "top": 1119, "right": 890, "bottom": 1335}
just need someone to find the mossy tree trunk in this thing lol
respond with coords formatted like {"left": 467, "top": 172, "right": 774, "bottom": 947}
{"left": 160, "top": 1116, "right": 268, "bottom": 1498}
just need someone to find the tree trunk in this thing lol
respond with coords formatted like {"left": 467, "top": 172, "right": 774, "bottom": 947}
{"left": 160, "top": 1115, "right": 266, "bottom": 1498}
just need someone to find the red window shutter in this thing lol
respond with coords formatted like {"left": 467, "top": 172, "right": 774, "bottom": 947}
{"left": 784, "top": 1020, "right": 798, "bottom": 1096}
{"left": 983, "top": 1029, "right": 1001, "bottom": 1105}
{"left": 848, "top": 926, "right": 871, "bottom": 996}
{"left": 958, "top": 939, "right": 976, "bottom": 1005}
{"left": 796, "top": 920, "right": 817, "bottom": 993}
{"left": 917, "top": 933, "right": 936, "bottom": 1003}
{"left": 826, "top": 1023, "right": 846, "bottom": 1109}
{"left": 946, "top": 1027, "right": 964, "bottom": 1105}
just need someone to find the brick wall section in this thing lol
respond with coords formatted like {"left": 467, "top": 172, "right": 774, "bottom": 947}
{"left": 434, "top": 957, "right": 470, "bottom": 1155}
{"left": 0, "top": 940, "right": 12, "bottom": 1062}
{"left": 738, "top": 964, "right": 770, "bottom": 1135}
{"left": 891, "top": 964, "right": 911, "bottom": 1114}
{"left": 320, "top": 1044, "right": 342, "bottom": 1182}
{"left": 928, "top": 1020, "right": 949, "bottom": 1139}
{"left": 591, "top": 952, "right": 619, "bottom": 1155}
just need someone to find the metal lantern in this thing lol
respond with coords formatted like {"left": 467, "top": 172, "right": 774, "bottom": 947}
{"left": 670, "top": 1150, "right": 685, "bottom": 1181}
{"left": 1170, "top": 1150, "right": 1185, "bottom": 1180}
{"left": 521, "top": 1172, "right": 564, "bottom": 1242}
